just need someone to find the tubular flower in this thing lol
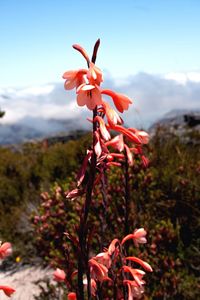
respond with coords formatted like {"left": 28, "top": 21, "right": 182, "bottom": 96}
{"left": 123, "top": 280, "right": 145, "bottom": 300}
{"left": 76, "top": 83, "right": 102, "bottom": 110}
{"left": 126, "top": 257, "right": 153, "bottom": 272}
{"left": 111, "top": 125, "right": 142, "bottom": 144}
{"left": 53, "top": 268, "right": 66, "bottom": 282}
{"left": 101, "top": 89, "right": 132, "bottom": 113}
{"left": 63, "top": 69, "right": 87, "bottom": 90}
{"left": 89, "top": 258, "right": 108, "bottom": 282}
{"left": 0, "top": 242, "right": 12, "bottom": 260}
{"left": 122, "top": 266, "right": 146, "bottom": 287}
{"left": 128, "top": 128, "right": 149, "bottom": 144}
{"left": 0, "top": 286, "right": 16, "bottom": 297}
{"left": 105, "top": 134, "right": 124, "bottom": 152}
{"left": 102, "top": 101, "right": 123, "bottom": 126}
{"left": 124, "top": 144, "right": 133, "bottom": 166}
{"left": 121, "top": 228, "right": 147, "bottom": 247}
{"left": 87, "top": 62, "right": 103, "bottom": 86}
{"left": 94, "top": 116, "right": 111, "bottom": 141}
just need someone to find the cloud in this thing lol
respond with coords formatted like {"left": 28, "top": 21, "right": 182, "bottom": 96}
{"left": 0, "top": 73, "right": 200, "bottom": 129}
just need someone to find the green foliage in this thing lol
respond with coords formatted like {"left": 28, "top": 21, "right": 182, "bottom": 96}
{"left": 0, "top": 128, "right": 200, "bottom": 299}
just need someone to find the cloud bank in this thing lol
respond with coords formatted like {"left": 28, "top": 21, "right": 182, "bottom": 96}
{"left": 0, "top": 72, "right": 200, "bottom": 129}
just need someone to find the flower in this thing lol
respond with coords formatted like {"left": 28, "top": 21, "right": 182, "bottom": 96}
{"left": 124, "top": 280, "right": 144, "bottom": 300}
{"left": 67, "top": 292, "right": 77, "bottom": 300}
{"left": 121, "top": 228, "right": 147, "bottom": 247}
{"left": 105, "top": 134, "right": 124, "bottom": 152}
{"left": 123, "top": 266, "right": 146, "bottom": 287}
{"left": 76, "top": 83, "right": 102, "bottom": 110}
{"left": 126, "top": 256, "right": 153, "bottom": 272}
{"left": 89, "top": 258, "right": 108, "bottom": 282}
{"left": 101, "top": 89, "right": 132, "bottom": 113}
{"left": 63, "top": 69, "right": 87, "bottom": 90}
{"left": 87, "top": 62, "right": 103, "bottom": 86}
{"left": 102, "top": 101, "right": 123, "bottom": 126}
{"left": 94, "top": 116, "right": 111, "bottom": 141}
{"left": 0, "top": 285, "right": 16, "bottom": 297}
{"left": 53, "top": 268, "right": 66, "bottom": 282}
{"left": 0, "top": 242, "right": 12, "bottom": 260}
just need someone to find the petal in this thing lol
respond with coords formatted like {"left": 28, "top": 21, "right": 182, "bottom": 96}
{"left": 101, "top": 89, "right": 132, "bottom": 113}
{"left": 126, "top": 257, "right": 153, "bottom": 272}
{"left": 77, "top": 92, "right": 87, "bottom": 107}
{"left": 72, "top": 44, "right": 90, "bottom": 64}
{"left": 121, "top": 234, "right": 134, "bottom": 245}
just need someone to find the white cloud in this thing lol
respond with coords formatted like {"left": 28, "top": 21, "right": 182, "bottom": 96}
{"left": 164, "top": 71, "right": 200, "bottom": 85}
{"left": 0, "top": 74, "right": 200, "bottom": 129}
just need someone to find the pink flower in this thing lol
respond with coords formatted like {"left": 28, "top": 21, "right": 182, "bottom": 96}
{"left": 111, "top": 125, "right": 142, "bottom": 144}
{"left": 63, "top": 69, "right": 87, "bottom": 90}
{"left": 94, "top": 251, "right": 112, "bottom": 269}
{"left": 126, "top": 256, "right": 153, "bottom": 272}
{"left": 0, "top": 285, "right": 15, "bottom": 297}
{"left": 89, "top": 258, "right": 108, "bottom": 282}
{"left": 121, "top": 228, "right": 147, "bottom": 247}
{"left": 124, "top": 144, "right": 133, "bottom": 166}
{"left": 67, "top": 292, "right": 77, "bottom": 300}
{"left": 87, "top": 62, "right": 103, "bottom": 86}
{"left": 102, "top": 101, "right": 123, "bottom": 126}
{"left": 76, "top": 83, "right": 102, "bottom": 110}
{"left": 101, "top": 89, "right": 132, "bottom": 113}
{"left": 128, "top": 128, "right": 149, "bottom": 144}
{"left": 123, "top": 266, "right": 146, "bottom": 287}
{"left": 94, "top": 116, "right": 111, "bottom": 141}
{"left": 53, "top": 268, "right": 66, "bottom": 282}
{"left": 94, "top": 239, "right": 119, "bottom": 269}
{"left": 105, "top": 134, "right": 124, "bottom": 152}
{"left": 0, "top": 242, "right": 12, "bottom": 260}
{"left": 123, "top": 280, "right": 144, "bottom": 300}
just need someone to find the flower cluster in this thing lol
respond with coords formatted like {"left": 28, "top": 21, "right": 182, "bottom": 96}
{"left": 52, "top": 40, "right": 153, "bottom": 299}
{"left": 54, "top": 228, "right": 152, "bottom": 299}
{"left": 64, "top": 41, "right": 149, "bottom": 200}
{"left": 0, "top": 242, "right": 15, "bottom": 298}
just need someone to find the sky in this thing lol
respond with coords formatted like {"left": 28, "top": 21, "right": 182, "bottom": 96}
{"left": 0, "top": 0, "right": 200, "bottom": 130}
{"left": 1, "top": 0, "right": 200, "bottom": 87}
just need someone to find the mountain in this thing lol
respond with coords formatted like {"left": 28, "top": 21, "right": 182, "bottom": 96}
{"left": 1, "top": 73, "right": 200, "bottom": 144}
{"left": 149, "top": 109, "right": 200, "bottom": 144}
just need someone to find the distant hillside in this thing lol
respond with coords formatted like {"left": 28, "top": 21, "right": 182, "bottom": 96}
{"left": 149, "top": 109, "right": 200, "bottom": 144}
{"left": 0, "top": 117, "right": 89, "bottom": 145}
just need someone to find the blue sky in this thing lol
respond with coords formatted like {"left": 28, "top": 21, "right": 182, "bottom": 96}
{"left": 0, "top": 0, "right": 200, "bottom": 87}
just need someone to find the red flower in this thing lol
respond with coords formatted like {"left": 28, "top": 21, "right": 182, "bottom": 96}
{"left": 123, "top": 280, "right": 145, "bottom": 300}
{"left": 89, "top": 258, "right": 108, "bottom": 282}
{"left": 67, "top": 292, "right": 77, "bottom": 300}
{"left": 94, "top": 116, "right": 111, "bottom": 141}
{"left": 0, "top": 242, "right": 12, "bottom": 260}
{"left": 121, "top": 228, "right": 147, "bottom": 247}
{"left": 126, "top": 256, "right": 153, "bottom": 272}
{"left": 101, "top": 89, "right": 132, "bottom": 113}
{"left": 0, "top": 285, "right": 15, "bottom": 297}
{"left": 102, "top": 101, "right": 123, "bottom": 126}
{"left": 105, "top": 134, "right": 124, "bottom": 152}
{"left": 53, "top": 268, "right": 66, "bottom": 282}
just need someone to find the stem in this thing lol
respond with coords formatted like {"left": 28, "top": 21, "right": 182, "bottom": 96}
{"left": 77, "top": 40, "right": 101, "bottom": 300}
{"left": 124, "top": 152, "right": 130, "bottom": 237}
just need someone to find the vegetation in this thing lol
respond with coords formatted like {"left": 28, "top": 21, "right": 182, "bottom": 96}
{"left": 0, "top": 127, "right": 199, "bottom": 299}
